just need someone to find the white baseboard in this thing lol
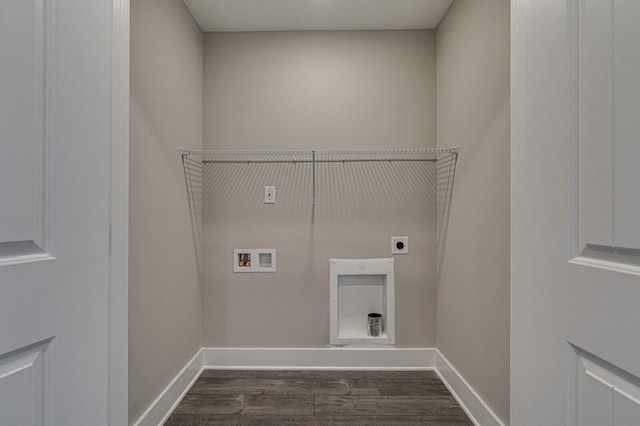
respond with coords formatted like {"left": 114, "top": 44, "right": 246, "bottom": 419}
{"left": 133, "top": 347, "right": 504, "bottom": 426}
{"left": 435, "top": 349, "right": 506, "bottom": 426}
{"left": 132, "top": 349, "right": 204, "bottom": 426}
{"left": 201, "top": 347, "right": 436, "bottom": 370}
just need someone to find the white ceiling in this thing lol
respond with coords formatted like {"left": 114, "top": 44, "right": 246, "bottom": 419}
{"left": 183, "top": 0, "right": 454, "bottom": 32}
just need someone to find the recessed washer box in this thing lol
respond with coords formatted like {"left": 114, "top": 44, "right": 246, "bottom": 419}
{"left": 234, "top": 249, "right": 276, "bottom": 273}
{"left": 233, "top": 249, "right": 253, "bottom": 272}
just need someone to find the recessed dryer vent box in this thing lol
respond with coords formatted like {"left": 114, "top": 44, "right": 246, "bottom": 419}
{"left": 329, "top": 258, "right": 395, "bottom": 345}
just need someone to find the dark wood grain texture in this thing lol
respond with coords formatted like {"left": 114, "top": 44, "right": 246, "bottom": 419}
{"left": 165, "top": 370, "right": 472, "bottom": 425}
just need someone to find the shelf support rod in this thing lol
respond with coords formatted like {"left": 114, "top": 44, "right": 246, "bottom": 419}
{"left": 312, "top": 149, "right": 317, "bottom": 205}
{"left": 202, "top": 158, "right": 438, "bottom": 164}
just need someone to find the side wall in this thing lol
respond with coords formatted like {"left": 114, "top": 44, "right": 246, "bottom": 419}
{"left": 202, "top": 31, "right": 437, "bottom": 348}
{"left": 129, "top": 0, "right": 203, "bottom": 422}
{"left": 435, "top": 0, "right": 511, "bottom": 423}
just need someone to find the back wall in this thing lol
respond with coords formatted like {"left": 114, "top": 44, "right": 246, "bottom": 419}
{"left": 201, "top": 30, "right": 438, "bottom": 347}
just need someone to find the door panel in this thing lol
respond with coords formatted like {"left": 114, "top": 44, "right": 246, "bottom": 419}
{"left": 614, "top": 391, "right": 640, "bottom": 426}
{"left": 578, "top": 0, "right": 640, "bottom": 256}
{"left": 577, "top": 0, "right": 614, "bottom": 250}
{"left": 0, "top": 0, "right": 126, "bottom": 424}
{"left": 612, "top": 0, "right": 640, "bottom": 249}
{"left": 578, "top": 364, "right": 611, "bottom": 426}
{"left": 576, "top": 351, "right": 640, "bottom": 426}
{"left": 511, "top": 0, "right": 640, "bottom": 424}
{"left": 0, "top": 0, "right": 47, "bottom": 258}
{"left": 0, "top": 340, "right": 50, "bottom": 426}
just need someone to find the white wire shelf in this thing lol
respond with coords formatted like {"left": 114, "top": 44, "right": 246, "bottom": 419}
{"left": 181, "top": 147, "right": 459, "bottom": 205}
{"left": 180, "top": 147, "right": 459, "bottom": 164}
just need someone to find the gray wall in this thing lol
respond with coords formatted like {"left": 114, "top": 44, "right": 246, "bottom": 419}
{"left": 435, "top": 0, "right": 510, "bottom": 423}
{"left": 202, "top": 31, "right": 438, "bottom": 347}
{"left": 129, "top": 0, "right": 203, "bottom": 422}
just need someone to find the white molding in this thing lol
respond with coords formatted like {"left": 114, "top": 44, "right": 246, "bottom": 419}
{"left": 132, "top": 349, "right": 204, "bottom": 426}
{"left": 570, "top": 256, "right": 640, "bottom": 277}
{"left": 0, "top": 253, "right": 55, "bottom": 267}
{"left": 202, "top": 347, "right": 434, "bottom": 370}
{"left": 435, "top": 349, "right": 505, "bottom": 426}
{"left": 109, "top": 0, "right": 130, "bottom": 424}
{"left": 135, "top": 347, "right": 505, "bottom": 425}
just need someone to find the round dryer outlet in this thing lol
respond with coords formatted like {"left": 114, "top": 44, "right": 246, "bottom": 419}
{"left": 391, "top": 237, "right": 409, "bottom": 254}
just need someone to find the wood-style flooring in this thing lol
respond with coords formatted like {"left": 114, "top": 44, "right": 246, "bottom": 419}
{"left": 165, "top": 370, "right": 472, "bottom": 425}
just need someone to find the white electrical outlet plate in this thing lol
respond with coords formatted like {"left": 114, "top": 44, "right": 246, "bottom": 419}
{"left": 233, "top": 249, "right": 254, "bottom": 272}
{"left": 264, "top": 186, "right": 275, "bottom": 204}
{"left": 391, "top": 237, "right": 409, "bottom": 254}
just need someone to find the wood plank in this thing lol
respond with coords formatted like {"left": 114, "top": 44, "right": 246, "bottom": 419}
{"left": 171, "top": 395, "right": 244, "bottom": 415}
{"left": 314, "top": 395, "right": 466, "bottom": 417}
{"left": 164, "top": 413, "right": 240, "bottom": 425}
{"left": 188, "top": 378, "right": 350, "bottom": 395}
{"left": 376, "top": 378, "right": 451, "bottom": 397}
{"left": 166, "top": 414, "right": 473, "bottom": 426}
{"left": 237, "top": 414, "right": 329, "bottom": 425}
{"left": 242, "top": 394, "right": 315, "bottom": 415}
{"left": 346, "top": 378, "right": 380, "bottom": 395}
{"left": 327, "top": 415, "right": 473, "bottom": 425}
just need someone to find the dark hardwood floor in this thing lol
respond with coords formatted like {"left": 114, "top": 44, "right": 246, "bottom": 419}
{"left": 165, "top": 370, "right": 473, "bottom": 425}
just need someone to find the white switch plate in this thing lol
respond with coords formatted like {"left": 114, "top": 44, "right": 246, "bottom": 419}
{"left": 391, "top": 237, "right": 409, "bottom": 254}
{"left": 264, "top": 186, "right": 275, "bottom": 204}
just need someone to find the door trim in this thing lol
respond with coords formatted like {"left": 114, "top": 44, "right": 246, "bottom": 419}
{"left": 109, "top": 0, "right": 129, "bottom": 424}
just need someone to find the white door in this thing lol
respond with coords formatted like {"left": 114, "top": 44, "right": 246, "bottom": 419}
{"left": 0, "top": 0, "right": 128, "bottom": 425}
{"left": 512, "top": 0, "right": 640, "bottom": 424}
